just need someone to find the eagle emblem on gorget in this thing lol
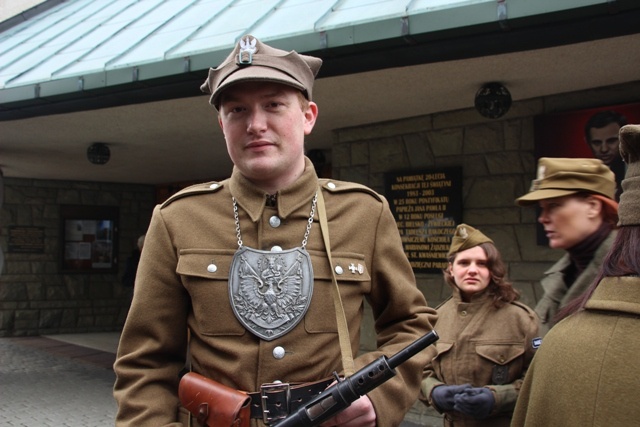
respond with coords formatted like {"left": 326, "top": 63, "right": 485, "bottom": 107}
{"left": 229, "top": 246, "right": 313, "bottom": 341}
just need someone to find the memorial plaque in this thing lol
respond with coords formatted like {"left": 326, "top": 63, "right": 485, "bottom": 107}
{"left": 384, "top": 167, "right": 462, "bottom": 273}
{"left": 8, "top": 226, "right": 45, "bottom": 253}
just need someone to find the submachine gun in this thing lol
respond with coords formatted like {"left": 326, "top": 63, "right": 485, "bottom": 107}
{"left": 273, "top": 329, "right": 439, "bottom": 427}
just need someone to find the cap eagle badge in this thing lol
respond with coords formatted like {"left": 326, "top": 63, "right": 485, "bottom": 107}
{"left": 237, "top": 36, "right": 257, "bottom": 65}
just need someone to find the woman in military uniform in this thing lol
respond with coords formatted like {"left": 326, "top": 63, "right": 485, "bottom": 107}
{"left": 420, "top": 224, "right": 539, "bottom": 427}
{"left": 515, "top": 157, "right": 619, "bottom": 336}
{"left": 512, "top": 124, "right": 640, "bottom": 426}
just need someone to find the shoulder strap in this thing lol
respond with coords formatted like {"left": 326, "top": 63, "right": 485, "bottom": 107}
{"left": 316, "top": 187, "right": 356, "bottom": 376}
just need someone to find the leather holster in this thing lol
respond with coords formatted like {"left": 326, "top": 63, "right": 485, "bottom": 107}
{"left": 179, "top": 372, "right": 250, "bottom": 427}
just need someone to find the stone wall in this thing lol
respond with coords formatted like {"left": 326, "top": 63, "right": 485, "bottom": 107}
{"left": 0, "top": 178, "right": 155, "bottom": 337}
{"left": 339, "top": 81, "right": 640, "bottom": 425}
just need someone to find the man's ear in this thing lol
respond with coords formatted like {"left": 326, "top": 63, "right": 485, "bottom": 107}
{"left": 303, "top": 102, "right": 318, "bottom": 135}
{"left": 218, "top": 115, "right": 223, "bottom": 130}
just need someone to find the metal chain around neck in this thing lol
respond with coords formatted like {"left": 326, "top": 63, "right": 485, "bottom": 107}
{"left": 232, "top": 192, "right": 317, "bottom": 250}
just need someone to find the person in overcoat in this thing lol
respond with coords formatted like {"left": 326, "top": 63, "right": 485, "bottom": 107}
{"left": 112, "top": 35, "right": 437, "bottom": 427}
{"left": 515, "top": 157, "right": 618, "bottom": 336}
{"left": 420, "top": 224, "right": 539, "bottom": 427}
{"left": 511, "top": 124, "right": 640, "bottom": 426}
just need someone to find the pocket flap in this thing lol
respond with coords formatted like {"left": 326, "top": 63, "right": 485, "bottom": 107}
{"left": 177, "top": 249, "right": 235, "bottom": 279}
{"left": 177, "top": 249, "right": 371, "bottom": 283}
{"left": 476, "top": 343, "right": 524, "bottom": 365}
{"left": 434, "top": 341, "right": 453, "bottom": 357}
{"left": 309, "top": 250, "right": 370, "bottom": 282}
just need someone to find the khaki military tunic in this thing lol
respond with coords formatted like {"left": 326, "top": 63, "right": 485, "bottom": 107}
{"left": 113, "top": 158, "right": 437, "bottom": 426}
{"left": 535, "top": 231, "right": 616, "bottom": 336}
{"left": 420, "top": 289, "right": 538, "bottom": 427}
{"left": 512, "top": 276, "right": 640, "bottom": 426}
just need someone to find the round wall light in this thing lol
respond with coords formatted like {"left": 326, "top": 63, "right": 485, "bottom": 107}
{"left": 87, "top": 143, "right": 110, "bottom": 165}
{"left": 474, "top": 83, "right": 512, "bottom": 119}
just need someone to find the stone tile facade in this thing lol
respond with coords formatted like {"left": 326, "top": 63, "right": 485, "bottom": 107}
{"left": 336, "top": 81, "right": 640, "bottom": 424}
{"left": 0, "top": 178, "right": 155, "bottom": 337}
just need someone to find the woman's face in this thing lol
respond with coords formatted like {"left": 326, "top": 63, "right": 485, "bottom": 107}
{"left": 449, "top": 246, "right": 491, "bottom": 300}
{"left": 537, "top": 195, "right": 603, "bottom": 250}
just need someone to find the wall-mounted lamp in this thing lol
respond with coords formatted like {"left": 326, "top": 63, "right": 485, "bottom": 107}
{"left": 474, "top": 82, "right": 512, "bottom": 119}
{"left": 87, "top": 142, "right": 110, "bottom": 165}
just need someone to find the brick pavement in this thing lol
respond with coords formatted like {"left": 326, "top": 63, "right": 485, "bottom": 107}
{"left": 0, "top": 337, "right": 116, "bottom": 427}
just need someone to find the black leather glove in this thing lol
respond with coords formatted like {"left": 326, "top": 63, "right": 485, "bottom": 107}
{"left": 430, "top": 384, "right": 471, "bottom": 412}
{"left": 453, "top": 387, "right": 495, "bottom": 419}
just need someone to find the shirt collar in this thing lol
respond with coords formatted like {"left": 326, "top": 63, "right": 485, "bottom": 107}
{"left": 228, "top": 156, "right": 319, "bottom": 222}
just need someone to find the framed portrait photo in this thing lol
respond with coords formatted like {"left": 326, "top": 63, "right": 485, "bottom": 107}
{"left": 534, "top": 101, "right": 640, "bottom": 200}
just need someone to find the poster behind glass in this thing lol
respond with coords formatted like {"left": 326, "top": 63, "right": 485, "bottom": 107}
{"left": 61, "top": 206, "right": 118, "bottom": 273}
{"left": 534, "top": 102, "right": 640, "bottom": 200}
{"left": 533, "top": 102, "right": 640, "bottom": 244}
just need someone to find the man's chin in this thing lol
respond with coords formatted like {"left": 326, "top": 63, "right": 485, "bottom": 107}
{"left": 601, "top": 158, "right": 615, "bottom": 166}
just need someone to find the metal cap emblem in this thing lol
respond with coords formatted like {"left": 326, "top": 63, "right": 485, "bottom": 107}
{"left": 237, "top": 36, "right": 257, "bottom": 65}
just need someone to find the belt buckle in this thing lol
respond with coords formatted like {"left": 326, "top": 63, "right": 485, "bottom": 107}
{"left": 261, "top": 382, "right": 291, "bottom": 425}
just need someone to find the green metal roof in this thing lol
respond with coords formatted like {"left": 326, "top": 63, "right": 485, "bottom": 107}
{"left": 0, "top": 0, "right": 621, "bottom": 105}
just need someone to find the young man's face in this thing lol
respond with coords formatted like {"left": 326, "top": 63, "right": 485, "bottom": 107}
{"left": 587, "top": 122, "right": 621, "bottom": 165}
{"left": 218, "top": 82, "right": 318, "bottom": 192}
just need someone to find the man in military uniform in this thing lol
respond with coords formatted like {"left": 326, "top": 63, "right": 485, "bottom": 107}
{"left": 113, "top": 35, "right": 437, "bottom": 426}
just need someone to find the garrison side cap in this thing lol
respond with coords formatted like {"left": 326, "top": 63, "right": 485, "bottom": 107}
{"left": 201, "top": 35, "right": 322, "bottom": 109}
{"left": 516, "top": 157, "right": 616, "bottom": 206}
{"left": 447, "top": 223, "right": 493, "bottom": 257}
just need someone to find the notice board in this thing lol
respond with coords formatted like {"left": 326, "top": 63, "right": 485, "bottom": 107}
{"left": 384, "top": 167, "right": 462, "bottom": 273}
{"left": 60, "top": 205, "right": 119, "bottom": 273}
{"left": 8, "top": 226, "right": 45, "bottom": 253}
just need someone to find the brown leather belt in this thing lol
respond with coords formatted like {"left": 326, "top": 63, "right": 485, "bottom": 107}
{"left": 247, "top": 377, "right": 334, "bottom": 424}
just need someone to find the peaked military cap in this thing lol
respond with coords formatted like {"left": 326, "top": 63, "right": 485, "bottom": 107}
{"left": 200, "top": 35, "right": 322, "bottom": 109}
{"left": 515, "top": 157, "right": 616, "bottom": 206}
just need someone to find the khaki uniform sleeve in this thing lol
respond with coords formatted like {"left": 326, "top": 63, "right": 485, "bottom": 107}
{"left": 352, "top": 196, "right": 438, "bottom": 426}
{"left": 113, "top": 205, "right": 190, "bottom": 426}
{"left": 420, "top": 371, "right": 444, "bottom": 409}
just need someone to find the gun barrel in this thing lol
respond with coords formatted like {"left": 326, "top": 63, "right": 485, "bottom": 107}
{"left": 387, "top": 330, "right": 438, "bottom": 369}
{"left": 273, "top": 329, "right": 439, "bottom": 427}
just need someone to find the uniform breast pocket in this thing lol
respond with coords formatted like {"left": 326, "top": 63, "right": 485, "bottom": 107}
{"left": 304, "top": 251, "right": 370, "bottom": 334}
{"left": 475, "top": 342, "right": 525, "bottom": 385}
{"left": 177, "top": 249, "right": 245, "bottom": 336}
{"left": 430, "top": 341, "right": 454, "bottom": 379}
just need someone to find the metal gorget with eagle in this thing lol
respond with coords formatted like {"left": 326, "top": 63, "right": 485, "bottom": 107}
{"left": 228, "top": 193, "right": 316, "bottom": 341}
